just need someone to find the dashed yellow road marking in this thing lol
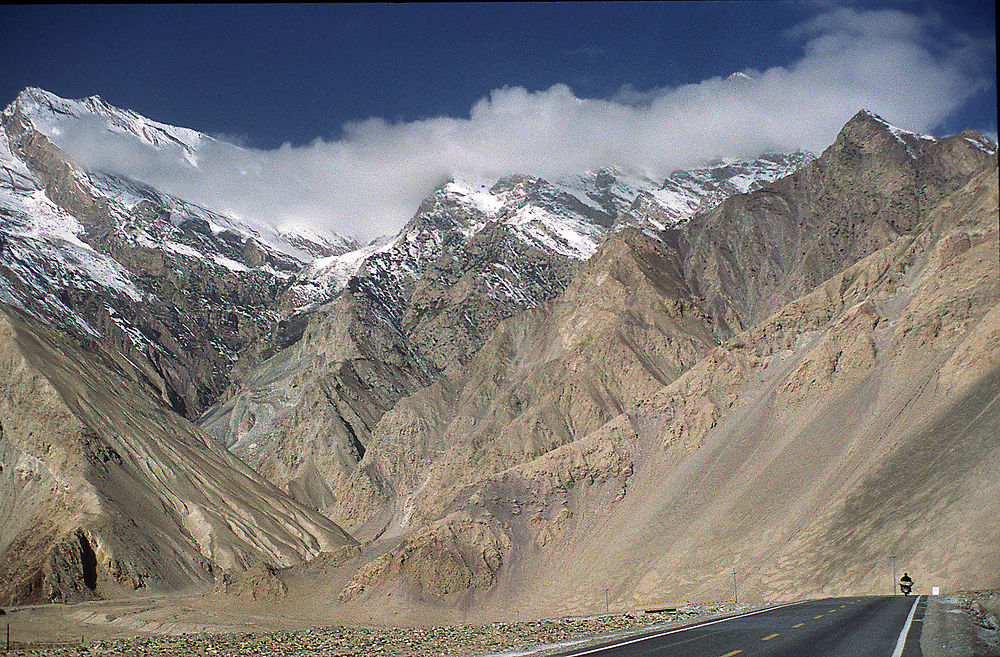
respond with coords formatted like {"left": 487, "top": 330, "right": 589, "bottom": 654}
{"left": 829, "top": 608, "right": 837, "bottom": 612}
{"left": 813, "top": 615, "right": 824, "bottom": 619}
{"left": 762, "top": 633, "right": 780, "bottom": 641}
{"left": 719, "top": 651, "right": 743, "bottom": 657}
{"left": 792, "top": 622, "right": 805, "bottom": 628}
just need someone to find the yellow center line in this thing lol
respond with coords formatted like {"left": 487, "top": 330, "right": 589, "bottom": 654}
{"left": 792, "top": 622, "right": 805, "bottom": 628}
{"left": 762, "top": 633, "right": 780, "bottom": 641}
{"left": 719, "top": 651, "right": 743, "bottom": 657}
{"left": 813, "top": 615, "right": 824, "bottom": 619}
{"left": 828, "top": 608, "right": 837, "bottom": 612}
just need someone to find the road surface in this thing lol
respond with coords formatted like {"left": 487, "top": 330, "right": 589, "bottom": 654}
{"left": 554, "top": 596, "right": 926, "bottom": 657}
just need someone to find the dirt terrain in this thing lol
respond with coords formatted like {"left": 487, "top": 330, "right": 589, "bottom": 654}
{"left": 2, "top": 592, "right": 997, "bottom": 656}
{"left": 0, "top": 595, "right": 761, "bottom": 656}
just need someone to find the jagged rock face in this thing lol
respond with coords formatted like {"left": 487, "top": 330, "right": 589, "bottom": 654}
{"left": 330, "top": 125, "right": 997, "bottom": 608}
{"left": 11, "top": 85, "right": 994, "bottom": 616}
{"left": 339, "top": 513, "right": 511, "bottom": 602}
{"left": 0, "top": 89, "right": 356, "bottom": 418}
{"left": 200, "top": 179, "right": 607, "bottom": 524}
{"left": 209, "top": 560, "right": 288, "bottom": 601}
{"left": 615, "top": 151, "right": 816, "bottom": 231}
{"left": 325, "top": 112, "right": 993, "bottom": 542}
{"left": 0, "top": 303, "right": 355, "bottom": 606}
{"left": 602, "top": 166, "right": 1000, "bottom": 604}
{"left": 344, "top": 228, "right": 720, "bottom": 537}
{"left": 402, "top": 220, "right": 580, "bottom": 373}
{"left": 203, "top": 159, "right": 810, "bottom": 529}
{"left": 679, "top": 110, "right": 996, "bottom": 338}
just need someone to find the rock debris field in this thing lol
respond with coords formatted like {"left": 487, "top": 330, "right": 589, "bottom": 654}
{"left": 0, "top": 604, "right": 755, "bottom": 656}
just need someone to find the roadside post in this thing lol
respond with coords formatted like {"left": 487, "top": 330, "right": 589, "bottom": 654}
{"left": 889, "top": 555, "right": 897, "bottom": 595}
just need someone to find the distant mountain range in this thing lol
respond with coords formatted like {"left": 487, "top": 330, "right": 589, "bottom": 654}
{"left": 1, "top": 88, "right": 996, "bottom": 615}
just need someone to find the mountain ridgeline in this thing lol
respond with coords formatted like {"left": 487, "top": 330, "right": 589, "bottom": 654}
{"left": 0, "top": 88, "right": 996, "bottom": 614}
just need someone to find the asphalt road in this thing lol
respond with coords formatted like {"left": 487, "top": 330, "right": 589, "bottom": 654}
{"left": 554, "top": 596, "right": 926, "bottom": 657}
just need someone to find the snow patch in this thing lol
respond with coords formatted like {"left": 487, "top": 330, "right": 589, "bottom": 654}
{"left": 213, "top": 254, "right": 250, "bottom": 272}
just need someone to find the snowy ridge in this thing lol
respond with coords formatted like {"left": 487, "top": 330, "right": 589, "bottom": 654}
{"left": 3, "top": 87, "right": 819, "bottom": 388}
{"left": 553, "top": 167, "right": 662, "bottom": 219}
{"left": 82, "top": 168, "right": 356, "bottom": 266}
{"left": 292, "top": 155, "right": 815, "bottom": 309}
{"left": 613, "top": 152, "right": 815, "bottom": 237}
{"left": 9, "top": 87, "right": 205, "bottom": 166}
{"left": 0, "top": 131, "right": 146, "bottom": 339}
{"left": 7, "top": 88, "right": 358, "bottom": 263}
{"left": 4, "top": 88, "right": 816, "bottom": 317}
{"left": 286, "top": 240, "right": 386, "bottom": 309}
{"left": 1, "top": 90, "right": 357, "bottom": 398}
{"left": 659, "top": 152, "right": 815, "bottom": 214}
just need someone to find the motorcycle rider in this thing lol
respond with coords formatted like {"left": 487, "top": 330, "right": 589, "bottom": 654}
{"left": 900, "top": 572, "right": 913, "bottom": 595}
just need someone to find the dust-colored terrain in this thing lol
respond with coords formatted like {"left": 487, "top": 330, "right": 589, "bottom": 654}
{"left": 923, "top": 591, "right": 1000, "bottom": 657}
{"left": 319, "top": 153, "right": 999, "bottom": 618}
{"left": 0, "top": 596, "right": 761, "bottom": 656}
{"left": 0, "top": 307, "right": 354, "bottom": 605}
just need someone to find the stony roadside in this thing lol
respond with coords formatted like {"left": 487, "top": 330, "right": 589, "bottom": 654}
{"left": 0, "top": 603, "right": 758, "bottom": 656}
{"left": 950, "top": 590, "right": 1000, "bottom": 655}
{"left": 918, "top": 590, "right": 1000, "bottom": 657}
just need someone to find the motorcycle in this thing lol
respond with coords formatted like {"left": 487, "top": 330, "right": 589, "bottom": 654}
{"left": 900, "top": 582, "right": 912, "bottom": 596}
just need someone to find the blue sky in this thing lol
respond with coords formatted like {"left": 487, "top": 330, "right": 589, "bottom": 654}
{"left": 1, "top": 2, "right": 995, "bottom": 238}
{"left": 2, "top": 2, "right": 994, "bottom": 146}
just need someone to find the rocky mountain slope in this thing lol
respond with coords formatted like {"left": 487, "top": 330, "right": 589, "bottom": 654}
{"left": 1, "top": 88, "right": 357, "bottom": 419}
{"left": 0, "top": 302, "right": 355, "bottom": 606}
{"left": 292, "top": 110, "right": 995, "bottom": 540}
{"left": 679, "top": 109, "right": 997, "bottom": 336}
{"left": 320, "top": 112, "right": 997, "bottom": 613}
{"left": 198, "top": 140, "right": 808, "bottom": 526}
{"left": 0, "top": 89, "right": 815, "bottom": 607}
{"left": 3, "top": 87, "right": 996, "bottom": 618}
{"left": 335, "top": 160, "right": 998, "bottom": 616}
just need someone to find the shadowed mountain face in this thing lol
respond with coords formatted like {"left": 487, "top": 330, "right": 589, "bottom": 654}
{"left": 0, "top": 304, "right": 355, "bottom": 605}
{"left": 2, "top": 88, "right": 997, "bottom": 615}
{"left": 1, "top": 89, "right": 358, "bottom": 420}
{"left": 195, "top": 157, "right": 809, "bottom": 527}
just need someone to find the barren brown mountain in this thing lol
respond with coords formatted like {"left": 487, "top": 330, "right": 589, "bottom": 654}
{"left": 331, "top": 164, "right": 998, "bottom": 619}
{"left": 0, "top": 304, "right": 355, "bottom": 605}
{"left": 2, "top": 93, "right": 997, "bottom": 628}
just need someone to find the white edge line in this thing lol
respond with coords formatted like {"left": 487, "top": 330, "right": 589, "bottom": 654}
{"left": 891, "top": 595, "right": 922, "bottom": 657}
{"left": 562, "top": 601, "right": 809, "bottom": 657}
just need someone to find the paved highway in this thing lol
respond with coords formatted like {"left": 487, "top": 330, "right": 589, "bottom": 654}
{"left": 554, "top": 596, "right": 926, "bottom": 657}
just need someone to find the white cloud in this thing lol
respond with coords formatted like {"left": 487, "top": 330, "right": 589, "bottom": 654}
{"left": 51, "top": 7, "right": 995, "bottom": 242}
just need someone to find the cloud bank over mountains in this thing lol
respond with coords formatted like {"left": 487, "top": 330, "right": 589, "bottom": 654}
{"left": 52, "top": 7, "right": 995, "bottom": 241}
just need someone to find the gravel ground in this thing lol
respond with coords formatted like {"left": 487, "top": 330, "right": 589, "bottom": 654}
{"left": 0, "top": 603, "right": 759, "bottom": 656}
{"left": 10, "top": 593, "right": 994, "bottom": 657}
{"left": 921, "top": 591, "right": 1000, "bottom": 657}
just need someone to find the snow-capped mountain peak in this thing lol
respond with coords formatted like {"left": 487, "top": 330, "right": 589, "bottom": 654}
{"left": 9, "top": 87, "right": 206, "bottom": 166}
{"left": 1, "top": 87, "right": 818, "bottom": 418}
{"left": 613, "top": 151, "right": 815, "bottom": 234}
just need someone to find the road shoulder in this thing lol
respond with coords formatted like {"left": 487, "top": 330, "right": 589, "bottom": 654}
{"left": 920, "top": 594, "right": 1000, "bottom": 657}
